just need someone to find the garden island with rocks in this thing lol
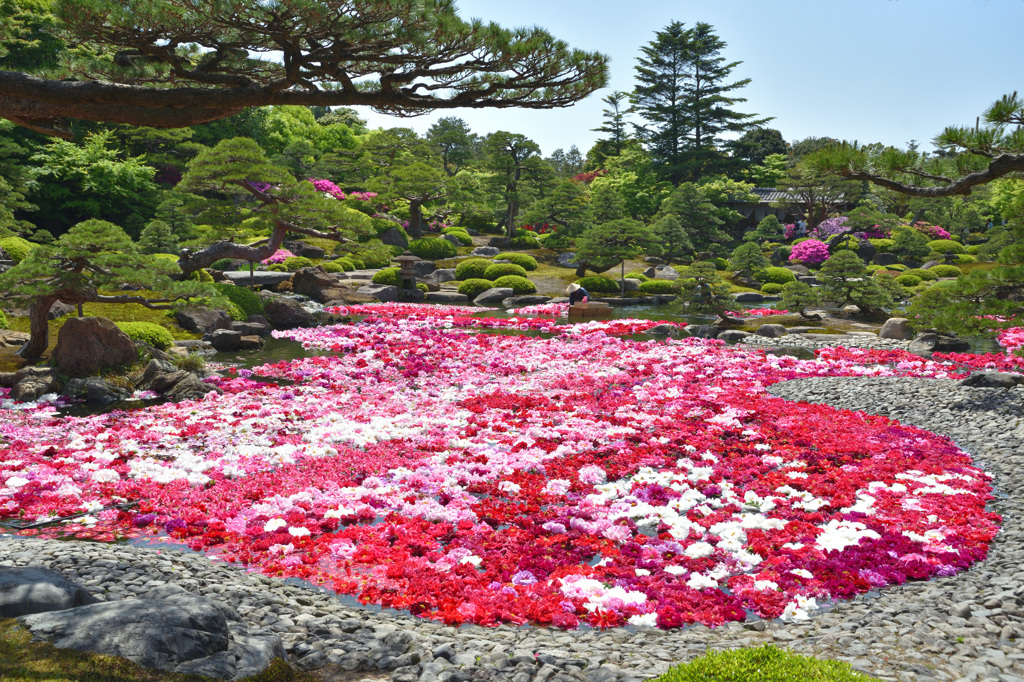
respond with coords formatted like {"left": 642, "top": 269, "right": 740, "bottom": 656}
{"left": 2, "top": 2, "right": 1024, "bottom": 681}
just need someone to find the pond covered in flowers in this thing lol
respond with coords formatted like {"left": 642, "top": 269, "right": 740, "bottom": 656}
{"left": 0, "top": 303, "right": 1003, "bottom": 629}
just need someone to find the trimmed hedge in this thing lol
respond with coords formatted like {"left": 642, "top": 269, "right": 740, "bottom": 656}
{"left": 455, "top": 258, "right": 492, "bottom": 280}
{"left": 457, "top": 278, "right": 495, "bottom": 300}
{"left": 927, "top": 239, "right": 965, "bottom": 254}
{"left": 713, "top": 257, "right": 729, "bottom": 271}
{"left": 493, "top": 252, "right": 538, "bottom": 270}
{"left": 372, "top": 267, "right": 401, "bottom": 285}
{"left": 929, "top": 264, "right": 962, "bottom": 278}
{"left": 115, "top": 321, "right": 174, "bottom": 350}
{"left": 625, "top": 272, "right": 649, "bottom": 281}
{"left": 408, "top": 237, "right": 457, "bottom": 260}
{"left": 0, "top": 236, "right": 35, "bottom": 262}
{"left": 492, "top": 275, "right": 536, "bottom": 294}
{"left": 956, "top": 254, "right": 978, "bottom": 264}
{"left": 895, "top": 274, "right": 922, "bottom": 287}
{"left": 903, "top": 268, "right": 938, "bottom": 281}
{"left": 483, "top": 263, "right": 528, "bottom": 280}
{"left": 575, "top": 276, "right": 619, "bottom": 293}
{"left": 357, "top": 249, "right": 393, "bottom": 269}
{"left": 868, "top": 238, "right": 895, "bottom": 252}
{"left": 760, "top": 266, "right": 797, "bottom": 285}
{"left": 282, "top": 256, "right": 315, "bottom": 271}
{"left": 333, "top": 258, "right": 356, "bottom": 272}
{"left": 213, "top": 282, "right": 264, "bottom": 318}
{"left": 509, "top": 235, "right": 542, "bottom": 249}
{"left": 761, "top": 283, "right": 785, "bottom": 294}
{"left": 639, "top": 279, "right": 679, "bottom": 294}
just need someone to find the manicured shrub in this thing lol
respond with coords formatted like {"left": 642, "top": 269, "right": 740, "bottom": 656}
{"left": 713, "top": 257, "right": 729, "bottom": 270}
{"left": 509, "top": 235, "right": 542, "bottom": 249}
{"left": 213, "top": 282, "right": 264, "bottom": 318}
{"left": 966, "top": 244, "right": 982, "bottom": 255}
{"left": 760, "top": 266, "right": 797, "bottom": 285}
{"left": 639, "top": 279, "right": 679, "bottom": 294}
{"left": 457, "top": 278, "right": 494, "bottom": 300}
{"left": 895, "top": 274, "right": 922, "bottom": 287}
{"left": 492, "top": 275, "right": 536, "bottom": 294}
{"left": 320, "top": 261, "right": 343, "bottom": 273}
{"left": 446, "top": 230, "right": 473, "bottom": 246}
{"left": 115, "top": 321, "right": 174, "bottom": 350}
{"left": 868, "top": 238, "right": 895, "bottom": 252}
{"left": 372, "top": 267, "right": 401, "bottom": 285}
{"left": 929, "top": 264, "right": 962, "bottom": 278}
{"left": 903, "top": 268, "right": 938, "bottom": 281}
{"left": 442, "top": 226, "right": 468, "bottom": 235}
{"left": 888, "top": 263, "right": 908, "bottom": 271}
{"left": 282, "top": 256, "right": 314, "bottom": 271}
{"left": 455, "top": 258, "right": 493, "bottom": 280}
{"left": 225, "top": 301, "right": 246, "bottom": 321}
{"left": 927, "top": 239, "right": 965, "bottom": 254}
{"left": 333, "top": 258, "right": 356, "bottom": 272}
{"left": 651, "top": 644, "right": 870, "bottom": 682}
{"left": 625, "top": 272, "right": 649, "bottom": 281}
{"left": 761, "top": 282, "right": 785, "bottom": 294}
{"left": 575, "top": 276, "right": 619, "bottom": 293}
{"left": 356, "top": 248, "right": 393, "bottom": 269}
{"left": 266, "top": 263, "right": 287, "bottom": 272}
{"left": 0, "top": 308, "right": 8, "bottom": 330}
{"left": 0, "top": 236, "right": 35, "bottom": 263}
{"left": 791, "top": 237, "right": 811, "bottom": 245}
{"left": 493, "top": 252, "right": 538, "bottom": 270}
{"left": 483, "top": 263, "right": 528, "bottom": 280}
{"left": 186, "top": 268, "right": 214, "bottom": 283}
{"left": 956, "top": 254, "right": 978, "bottom": 264}
{"left": 210, "top": 258, "right": 235, "bottom": 270}
{"left": 416, "top": 282, "right": 429, "bottom": 292}
{"left": 408, "top": 237, "right": 457, "bottom": 260}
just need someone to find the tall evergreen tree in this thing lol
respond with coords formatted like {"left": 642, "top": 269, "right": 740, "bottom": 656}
{"left": 426, "top": 117, "right": 479, "bottom": 177}
{"left": 591, "top": 91, "right": 632, "bottom": 157}
{"left": 632, "top": 21, "right": 767, "bottom": 183}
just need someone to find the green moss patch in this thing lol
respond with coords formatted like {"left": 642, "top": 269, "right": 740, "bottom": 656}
{"left": 652, "top": 645, "right": 872, "bottom": 682}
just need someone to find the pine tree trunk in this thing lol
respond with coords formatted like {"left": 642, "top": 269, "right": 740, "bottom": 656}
{"left": 18, "top": 296, "right": 57, "bottom": 360}
{"left": 408, "top": 201, "right": 423, "bottom": 239}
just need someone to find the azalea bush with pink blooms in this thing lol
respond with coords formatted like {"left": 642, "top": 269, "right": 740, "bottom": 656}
{"left": 809, "top": 217, "right": 849, "bottom": 241}
{"left": 911, "top": 222, "right": 952, "bottom": 241}
{"left": 0, "top": 304, "right": 998, "bottom": 630}
{"left": 308, "top": 178, "right": 346, "bottom": 200}
{"left": 789, "top": 240, "right": 830, "bottom": 267}
{"left": 261, "top": 249, "right": 295, "bottom": 265}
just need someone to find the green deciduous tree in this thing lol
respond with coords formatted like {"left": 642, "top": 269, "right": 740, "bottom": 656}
{"left": 0, "top": 1, "right": 608, "bottom": 138}
{"left": 482, "top": 131, "right": 546, "bottom": 237}
{"left": 729, "top": 127, "right": 788, "bottom": 166}
{"left": 773, "top": 162, "right": 860, "bottom": 228}
{"left": 574, "top": 218, "right": 655, "bottom": 292}
{"left": 0, "top": 218, "right": 215, "bottom": 358}
{"left": 632, "top": 21, "right": 768, "bottom": 183}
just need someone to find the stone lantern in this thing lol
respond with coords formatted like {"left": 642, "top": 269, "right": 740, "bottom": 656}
{"left": 394, "top": 251, "right": 421, "bottom": 290}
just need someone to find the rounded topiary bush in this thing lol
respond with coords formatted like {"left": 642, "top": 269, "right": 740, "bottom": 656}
{"left": 333, "top": 258, "right": 356, "bottom": 272}
{"left": 357, "top": 250, "right": 392, "bottom": 269}
{"left": 0, "top": 236, "right": 35, "bottom": 263}
{"left": 575, "top": 276, "right": 619, "bottom": 293}
{"left": 492, "top": 275, "right": 536, "bottom": 294}
{"left": 927, "top": 239, "right": 965, "bottom": 254}
{"left": 457, "top": 278, "right": 495, "bottom": 300}
{"left": 115, "top": 321, "right": 175, "bottom": 350}
{"left": 639, "top": 279, "right": 679, "bottom": 294}
{"left": 442, "top": 226, "right": 467, "bottom": 235}
{"left": 409, "top": 237, "right": 457, "bottom": 260}
{"left": 445, "top": 230, "right": 473, "bottom": 246}
{"left": 888, "top": 263, "right": 908, "bottom": 271}
{"left": 956, "top": 254, "right": 978, "bottom": 264}
{"left": 713, "top": 257, "right": 729, "bottom": 271}
{"left": 187, "top": 268, "right": 214, "bottom": 283}
{"left": 455, "top": 258, "right": 493, "bottom": 280}
{"left": 929, "top": 264, "right": 962, "bottom": 278}
{"left": 493, "top": 252, "right": 538, "bottom": 271}
{"left": 966, "top": 244, "right": 982, "bottom": 255}
{"left": 266, "top": 263, "right": 287, "bottom": 272}
{"left": 761, "top": 282, "right": 785, "bottom": 294}
{"left": 509, "top": 235, "right": 542, "bottom": 249}
{"left": 320, "top": 261, "right": 344, "bottom": 273}
{"left": 625, "top": 272, "right": 649, "bottom": 282}
{"left": 213, "top": 282, "right": 264, "bottom": 318}
{"left": 869, "top": 238, "right": 895, "bottom": 252}
{"left": 760, "top": 266, "right": 797, "bottom": 285}
{"left": 372, "top": 267, "right": 401, "bottom": 285}
{"left": 483, "top": 263, "right": 528, "bottom": 280}
{"left": 210, "top": 258, "right": 235, "bottom": 271}
{"left": 283, "top": 256, "right": 314, "bottom": 271}
{"left": 895, "top": 274, "right": 922, "bottom": 287}
{"left": 903, "top": 268, "right": 938, "bottom": 281}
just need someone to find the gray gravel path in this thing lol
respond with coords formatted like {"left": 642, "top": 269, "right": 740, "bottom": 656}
{"left": 4, "top": 376, "right": 1024, "bottom": 682}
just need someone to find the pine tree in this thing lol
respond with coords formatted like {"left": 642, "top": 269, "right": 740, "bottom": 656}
{"left": 818, "top": 250, "right": 891, "bottom": 314}
{"left": 632, "top": 21, "right": 768, "bottom": 183}
{"left": 781, "top": 281, "right": 823, "bottom": 319}
{"left": 677, "top": 261, "right": 738, "bottom": 317}
{"left": 574, "top": 218, "right": 655, "bottom": 293}
{"left": 653, "top": 182, "right": 726, "bottom": 253}
{"left": 591, "top": 92, "right": 632, "bottom": 157}
{"left": 744, "top": 215, "right": 784, "bottom": 244}
{"left": 138, "top": 219, "right": 178, "bottom": 254}
{"left": 731, "top": 242, "right": 769, "bottom": 283}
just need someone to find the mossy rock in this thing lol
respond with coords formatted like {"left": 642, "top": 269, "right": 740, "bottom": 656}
{"left": 115, "top": 321, "right": 175, "bottom": 350}
{"left": 0, "top": 236, "right": 35, "bottom": 262}
{"left": 283, "top": 256, "right": 315, "bottom": 271}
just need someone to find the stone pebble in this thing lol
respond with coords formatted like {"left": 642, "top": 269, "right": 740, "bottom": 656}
{"left": 4, "top": 375, "right": 1024, "bottom": 681}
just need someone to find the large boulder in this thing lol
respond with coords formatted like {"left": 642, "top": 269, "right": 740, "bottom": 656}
{"left": 208, "top": 330, "right": 242, "bottom": 352}
{"left": 356, "top": 284, "right": 400, "bottom": 303}
{"left": 424, "top": 268, "right": 457, "bottom": 284}
{"left": 503, "top": 295, "right": 551, "bottom": 308}
{"left": 473, "top": 287, "right": 514, "bottom": 306}
{"left": 718, "top": 330, "right": 751, "bottom": 342}
{"left": 52, "top": 317, "right": 137, "bottom": 378}
{"left": 960, "top": 372, "right": 1024, "bottom": 388}
{"left": 61, "top": 378, "right": 131, "bottom": 405}
{"left": 177, "top": 308, "right": 234, "bottom": 335}
{"left": 441, "top": 233, "right": 462, "bottom": 246}
{"left": 9, "top": 367, "right": 61, "bottom": 402}
{"left": 0, "top": 567, "right": 98, "bottom": 617}
{"left": 687, "top": 324, "right": 721, "bottom": 339}
{"left": 378, "top": 227, "right": 408, "bottom": 249}
{"left": 0, "top": 329, "right": 30, "bottom": 349}
{"left": 879, "top": 317, "right": 915, "bottom": 340}
{"left": 471, "top": 246, "right": 500, "bottom": 258}
{"left": 321, "top": 289, "right": 379, "bottom": 306}
{"left": 488, "top": 237, "right": 513, "bottom": 249}
{"left": 258, "top": 293, "right": 315, "bottom": 329}
{"left": 290, "top": 267, "right": 337, "bottom": 300}
{"left": 231, "top": 321, "right": 269, "bottom": 337}
{"left": 786, "top": 264, "right": 811, "bottom": 277}
{"left": 755, "top": 324, "right": 788, "bottom": 338}
{"left": 857, "top": 240, "right": 877, "bottom": 263}
{"left": 647, "top": 323, "right": 689, "bottom": 338}
{"left": 220, "top": 271, "right": 293, "bottom": 289}
{"left": 732, "top": 292, "right": 764, "bottom": 303}
{"left": 19, "top": 585, "right": 282, "bottom": 680}
{"left": 425, "top": 291, "right": 469, "bottom": 303}
{"left": 413, "top": 260, "right": 437, "bottom": 277}
{"left": 655, "top": 265, "right": 680, "bottom": 281}
{"left": 908, "top": 332, "right": 939, "bottom": 353}
{"left": 621, "top": 278, "right": 640, "bottom": 292}
{"left": 556, "top": 253, "right": 579, "bottom": 268}
{"left": 872, "top": 253, "right": 898, "bottom": 267}
{"left": 165, "top": 374, "right": 220, "bottom": 402}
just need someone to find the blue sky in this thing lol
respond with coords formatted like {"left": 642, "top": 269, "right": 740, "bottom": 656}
{"left": 358, "top": 0, "right": 1024, "bottom": 157}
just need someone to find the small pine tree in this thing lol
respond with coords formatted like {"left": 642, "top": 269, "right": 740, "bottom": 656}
{"left": 730, "top": 242, "right": 769, "bottom": 283}
{"left": 891, "top": 227, "right": 931, "bottom": 264}
{"left": 743, "top": 215, "right": 784, "bottom": 244}
{"left": 575, "top": 218, "right": 656, "bottom": 292}
{"left": 139, "top": 219, "right": 178, "bottom": 254}
{"left": 781, "top": 280, "right": 822, "bottom": 319}
{"left": 677, "top": 261, "right": 739, "bottom": 317}
{"left": 818, "top": 250, "right": 891, "bottom": 314}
